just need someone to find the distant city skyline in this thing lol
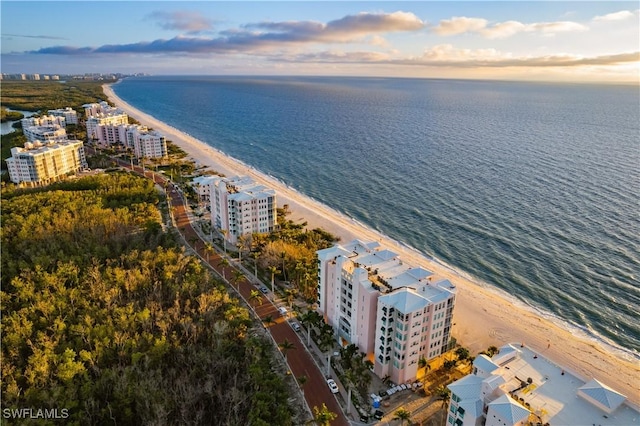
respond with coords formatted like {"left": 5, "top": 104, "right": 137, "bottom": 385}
{"left": 1, "top": 1, "right": 638, "bottom": 83}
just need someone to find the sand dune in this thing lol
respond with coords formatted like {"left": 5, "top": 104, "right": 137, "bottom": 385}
{"left": 103, "top": 82, "right": 640, "bottom": 408}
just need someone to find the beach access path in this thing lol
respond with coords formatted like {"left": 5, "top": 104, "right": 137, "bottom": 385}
{"left": 103, "top": 83, "right": 640, "bottom": 409}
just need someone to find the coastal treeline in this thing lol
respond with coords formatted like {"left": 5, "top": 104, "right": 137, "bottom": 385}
{"left": 1, "top": 173, "right": 294, "bottom": 425}
{"left": 1, "top": 107, "right": 24, "bottom": 122}
{"left": 0, "top": 81, "right": 106, "bottom": 112}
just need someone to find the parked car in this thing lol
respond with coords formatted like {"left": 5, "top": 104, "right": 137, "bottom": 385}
{"left": 327, "top": 378, "right": 339, "bottom": 394}
{"left": 278, "top": 307, "right": 288, "bottom": 316}
{"left": 373, "top": 410, "right": 384, "bottom": 420}
{"left": 359, "top": 414, "right": 369, "bottom": 423}
{"left": 259, "top": 286, "right": 269, "bottom": 294}
{"left": 291, "top": 322, "right": 301, "bottom": 332}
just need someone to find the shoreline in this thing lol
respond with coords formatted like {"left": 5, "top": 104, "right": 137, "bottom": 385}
{"left": 102, "top": 82, "right": 640, "bottom": 408}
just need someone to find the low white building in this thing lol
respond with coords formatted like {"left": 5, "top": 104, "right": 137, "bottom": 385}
{"left": 6, "top": 140, "right": 88, "bottom": 186}
{"left": 48, "top": 107, "right": 78, "bottom": 125}
{"left": 21, "top": 115, "right": 66, "bottom": 128}
{"left": 210, "top": 176, "right": 277, "bottom": 245}
{"left": 446, "top": 344, "right": 639, "bottom": 426}
{"left": 22, "top": 125, "right": 68, "bottom": 143}
{"left": 317, "top": 240, "right": 457, "bottom": 384}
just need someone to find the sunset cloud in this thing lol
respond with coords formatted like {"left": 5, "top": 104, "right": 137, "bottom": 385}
{"left": 147, "top": 11, "right": 214, "bottom": 34}
{"left": 432, "top": 17, "right": 488, "bottom": 36}
{"left": 29, "top": 11, "right": 424, "bottom": 55}
{"left": 432, "top": 17, "right": 588, "bottom": 38}
{"left": 592, "top": 10, "right": 636, "bottom": 22}
{"left": 280, "top": 45, "right": 639, "bottom": 69}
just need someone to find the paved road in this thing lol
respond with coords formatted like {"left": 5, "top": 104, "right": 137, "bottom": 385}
{"left": 104, "top": 155, "right": 349, "bottom": 426}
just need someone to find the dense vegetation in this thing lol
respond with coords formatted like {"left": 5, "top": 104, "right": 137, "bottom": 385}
{"left": 0, "top": 81, "right": 107, "bottom": 112}
{"left": 1, "top": 107, "right": 24, "bottom": 122}
{"left": 249, "top": 205, "right": 338, "bottom": 304}
{"left": 1, "top": 173, "right": 295, "bottom": 425}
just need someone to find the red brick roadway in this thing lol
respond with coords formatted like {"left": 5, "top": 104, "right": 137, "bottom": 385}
{"left": 103, "top": 153, "right": 349, "bottom": 426}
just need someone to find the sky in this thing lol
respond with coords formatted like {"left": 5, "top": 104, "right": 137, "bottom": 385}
{"left": 1, "top": 1, "right": 639, "bottom": 82}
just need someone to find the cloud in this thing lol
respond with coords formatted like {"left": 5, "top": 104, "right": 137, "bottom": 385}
{"left": 593, "top": 10, "right": 636, "bottom": 22}
{"left": 432, "top": 17, "right": 488, "bottom": 36}
{"left": 527, "top": 21, "right": 588, "bottom": 35}
{"left": 279, "top": 44, "right": 639, "bottom": 69}
{"left": 432, "top": 16, "right": 588, "bottom": 38}
{"left": 28, "top": 11, "right": 424, "bottom": 55}
{"left": 244, "top": 11, "right": 424, "bottom": 42}
{"left": 480, "top": 21, "right": 527, "bottom": 39}
{"left": 147, "top": 11, "right": 213, "bottom": 33}
{"left": 1, "top": 33, "right": 68, "bottom": 40}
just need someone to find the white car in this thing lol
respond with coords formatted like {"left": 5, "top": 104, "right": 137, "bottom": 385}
{"left": 291, "top": 322, "right": 301, "bottom": 332}
{"left": 327, "top": 378, "right": 339, "bottom": 394}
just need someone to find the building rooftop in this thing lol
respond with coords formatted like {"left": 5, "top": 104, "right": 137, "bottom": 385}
{"left": 378, "top": 287, "right": 431, "bottom": 313}
{"left": 451, "top": 343, "right": 640, "bottom": 426}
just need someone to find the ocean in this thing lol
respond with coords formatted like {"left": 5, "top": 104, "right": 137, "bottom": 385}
{"left": 113, "top": 76, "right": 640, "bottom": 359}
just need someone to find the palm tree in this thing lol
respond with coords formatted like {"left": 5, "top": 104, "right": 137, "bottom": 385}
{"left": 232, "top": 270, "right": 244, "bottom": 291}
{"left": 455, "top": 347, "right": 470, "bottom": 362}
{"left": 250, "top": 251, "right": 259, "bottom": 278}
{"left": 393, "top": 407, "right": 411, "bottom": 426}
{"left": 342, "top": 369, "right": 357, "bottom": 415}
{"left": 284, "top": 288, "right": 297, "bottom": 309}
{"left": 250, "top": 289, "right": 262, "bottom": 309}
{"left": 268, "top": 265, "right": 280, "bottom": 294}
{"left": 204, "top": 242, "right": 214, "bottom": 263}
{"left": 436, "top": 385, "right": 451, "bottom": 408}
{"left": 311, "top": 404, "right": 336, "bottom": 426}
{"left": 297, "top": 375, "right": 308, "bottom": 395}
{"left": 280, "top": 251, "right": 288, "bottom": 282}
{"left": 219, "top": 228, "right": 228, "bottom": 254}
{"left": 299, "top": 310, "right": 321, "bottom": 346}
{"left": 262, "top": 315, "right": 275, "bottom": 327}
{"left": 218, "top": 257, "right": 230, "bottom": 281}
{"left": 189, "top": 236, "right": 200, "bottom": 252}
{"left": 278, "top": 338, "right": 295, "bottom": 361}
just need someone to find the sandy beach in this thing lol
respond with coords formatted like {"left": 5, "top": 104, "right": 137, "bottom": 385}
{"left": 103, "top": 83, "right": 640, "bottom": 408}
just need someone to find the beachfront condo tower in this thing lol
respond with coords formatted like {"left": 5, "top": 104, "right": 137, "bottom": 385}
{"left": 210, "top": 176, "right": 277, "bottom": 246}
{"left": 317, "top": 240, "right": 457, "bottom": 384}
{"left": 83, "top": 101, "right": 129, "bottom": 145}
{"left": 6, "top": 140, "right": 88, "bottom": 187}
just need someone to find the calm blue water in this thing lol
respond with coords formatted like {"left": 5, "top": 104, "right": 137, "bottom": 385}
{"left": 113, "top": 76, "right": 640, "bottom": 358}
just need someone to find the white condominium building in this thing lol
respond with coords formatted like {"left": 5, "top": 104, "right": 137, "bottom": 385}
{"left": 123, "top": 125, "right": 167, "bottom": 159}
{"left": 48, "top": 107, "right": 78, "bottom": 125}
{"left": 84, "top": 101, "right": 129, "bottom": 145}
{"left": 82, "top": 101, "right": 120, "bottom": 117}
{"left": 22, "top": 125, "right": 68, "bottom": 143}
{"left": 446, "top": 344, "right": 638, "bottom": 426}
{"left": 192, "top": 175, "right": 219, "bottom": 202}
{"left": 21, "top": 115, "right": 66, "bottom": 128}
{"left": 210, "top": 176, "right": 277, "bottom": 245}
{"left": 6, "top": 140, "right": 88, "bottom": 186}
{"left": 317, "top": 240, "right": 457, "bottom": 384}
{"left": 86, "top": 113, "right": 129, "bottom": 145}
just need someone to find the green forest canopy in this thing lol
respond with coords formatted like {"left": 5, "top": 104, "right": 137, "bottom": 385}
{"left": 0, "top": 81, "right": 107, "bottom": 112}
{"left": 1, "top": 173, "right": 295, "bottom": 425}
